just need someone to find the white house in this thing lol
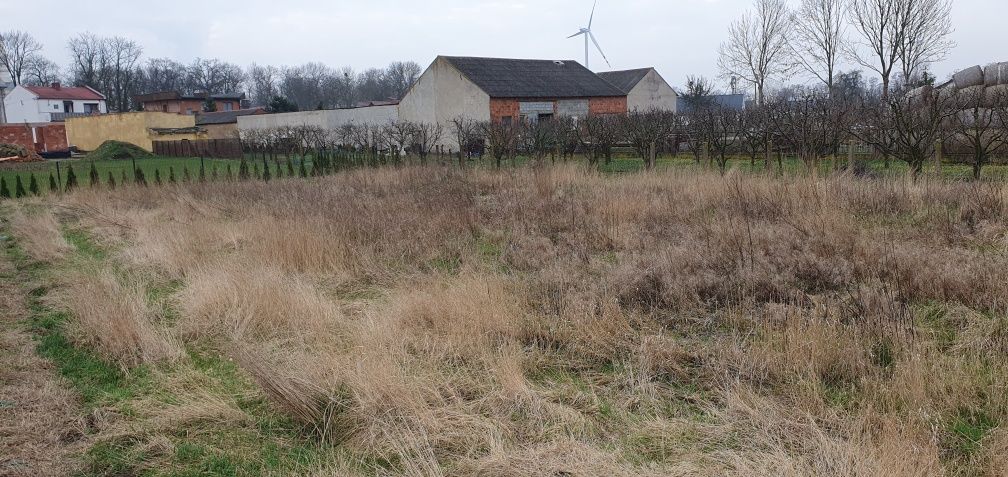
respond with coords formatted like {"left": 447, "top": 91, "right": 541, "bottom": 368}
{"left": 3, "top": 83, "right": 107, "bottom": 124}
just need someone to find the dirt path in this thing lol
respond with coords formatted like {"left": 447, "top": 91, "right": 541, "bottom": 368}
{"left": 0, "top": 251, "right": 85, "bottom": 476}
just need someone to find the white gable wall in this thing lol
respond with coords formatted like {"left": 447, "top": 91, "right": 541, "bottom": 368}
{"left": 398, "top": 57, "right": 490, "bottom": 147}
{"left": 627, "top": 69, "right": 678, "bottom": 112}
{"left": 3, "top": 86, "right": 44, "bottom": 123}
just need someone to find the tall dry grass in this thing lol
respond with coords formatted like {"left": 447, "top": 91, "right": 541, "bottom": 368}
{"left": 27, "top": 165, "right": 1008, "bottom": 475}
{"left": 48, "top": 267, "right": 183, "bottom": 369}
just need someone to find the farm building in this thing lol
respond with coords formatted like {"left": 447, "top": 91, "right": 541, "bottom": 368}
{"left": 66, "top": 112, "right": 207, "bottom": 152}
{"left": 237, "top": 56, "right": 635, "bottom": 148}
{"left": 597, "top": 68, "right": 678, "bottom": 112}
{"left": 196, "top": 108, "right": 266, "bottom": 139}
{"left": 136, "top": 91, "right": 247, "bottom": 115}
{"left": 3, "top": 83, "right": 107, "bottom": 124}
{"left": 399, "top": 56, "right": 626, "bottom": 129}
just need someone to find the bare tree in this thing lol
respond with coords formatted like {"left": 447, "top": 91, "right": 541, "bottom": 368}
{"left": 386, "top": 61, "right": 422, "bottom": 99}
{"left": 897, "top": 0, "right": 954, "bottom": 84}
{"left": 0, "top": 30, "right": 43, "bottom": 85}
{"left": 67, "top": 32, "right": 104, "bottom": 88}
{"left": 187, "top": 58, "right": 245, "bottom": 94}
{"left": 622, "top": 109, "right": 678, "bottom": 170}
{"left": 449, "top": 116, "right": 479, "bottom": 167}
{"left": 103, "top": 36, "right": 143, "bottom": 112}
{"left": 887, "top": 86, "right": 954, "bottom": 179}
{"left": 847, "top": 0, "right": 902, "bottom": 98}
{"left": 950, "top": 87, "right": 1008, "bottom": 180}
{"left": 575, "top": 114, "right": 620, "bottom": 166}
{"left": 413, "top": 122, "right": 444, "bottom": 162}
{"left": 386, "top": 120, "right": 416, "bottom": 159}
{"left": 481, "top": 121, "right": 521, "bottom": 168}
{"left": 718, "top": 0, "right": 793, "bottom": 105}
{"left": 141, "top": 58, "right": 187, "bottom": 93}
{"left": 23, "top": 56, "right": 61, "bottom": 86}
{"left": 737, "top": 105, "right": 771, "bottom": 168}
{"left": 766, "top": 87, "right": 837, "bottom": 171}
{"left": 791, "top": 0, "right": 846, "bottom": 90}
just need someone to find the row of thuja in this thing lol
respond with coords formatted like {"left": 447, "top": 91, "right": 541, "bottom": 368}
{"left": 0, "top": 156, "right": 324, "bottom": 199}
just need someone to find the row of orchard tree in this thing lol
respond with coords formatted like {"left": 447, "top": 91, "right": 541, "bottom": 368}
{"left": 237, "top": 82, "right": 1008, "bottom": 180}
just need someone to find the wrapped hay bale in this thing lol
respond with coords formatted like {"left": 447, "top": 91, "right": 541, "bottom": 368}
{"left": 984, "top": 84, "right": 1008, "bottom": 107}
{"left": 984, "top": 63, "right": 1001, "bottom": 87}
{"left": 953, "top": 65, "right": 984, "bottom": 89}
{"left": 907, "top": 85, "right": 934, "bottom": 105}
{"left": 999, "top": 62, "right": 1008, "bottom": 85}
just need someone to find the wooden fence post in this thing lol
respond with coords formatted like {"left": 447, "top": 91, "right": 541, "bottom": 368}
{"left": 933, "top": 140, "right": 943, "bottom": 177}
{"left": 848, "top": 139, "right": 855, "bottom": 172}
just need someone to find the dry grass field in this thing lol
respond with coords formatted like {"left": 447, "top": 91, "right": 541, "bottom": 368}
{"left": 3, "top": 164, "right": 1008, "bottom": 476}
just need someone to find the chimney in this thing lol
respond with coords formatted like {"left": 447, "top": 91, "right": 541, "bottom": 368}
{"left": 51, "top": 82, "right": 61, "bottom": 90}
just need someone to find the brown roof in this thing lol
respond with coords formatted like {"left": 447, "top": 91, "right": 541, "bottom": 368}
{"left": 136, "top": 91, "right": 246, "bottom": 103}
{"left": 25, "top": 85, "right": 104, "bottom": 101}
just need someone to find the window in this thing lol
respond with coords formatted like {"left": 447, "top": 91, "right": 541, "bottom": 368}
{"left": 501, "top": 116, "right": 513, "bottom": 125}
{"left": 84, "top": 103, "right": 99, "bottom": 114}
{"left": 224, "top": 102, "right": 234, "bottom": 111}
{"left": 54, "top": 104, "right": 60, "bottom": 110}
{"left": 186, "top": 108, "right": 193, "bottom": 114}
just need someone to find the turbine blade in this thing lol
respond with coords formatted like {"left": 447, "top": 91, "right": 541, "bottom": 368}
{"left": 588, "top": 31, "right": 611, "bottom": 68}
{"left": 567, "top": 31, "right": 585, "bottom": 39}
{"left": 589, "top": 0, "right": 597, "bottom": 28}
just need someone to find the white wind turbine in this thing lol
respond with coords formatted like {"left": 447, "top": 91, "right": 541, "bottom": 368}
{"left": 567, "top": 0, "right": 611, "bottom": 70}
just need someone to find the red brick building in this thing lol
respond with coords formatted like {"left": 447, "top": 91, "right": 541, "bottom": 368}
{"left": 135, "top": 92, "right": 246, "bottom": 115}
{"left": 0, "top": 123, "right": 69, "bottom": 154}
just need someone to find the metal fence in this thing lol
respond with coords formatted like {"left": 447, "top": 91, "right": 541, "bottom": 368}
{"left": 153, "top": 139, "right": 243, "bottom": 159}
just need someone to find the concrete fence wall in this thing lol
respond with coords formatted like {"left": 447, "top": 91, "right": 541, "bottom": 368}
{"left": 237, "top": 105, "right": 398, "bottom": 132}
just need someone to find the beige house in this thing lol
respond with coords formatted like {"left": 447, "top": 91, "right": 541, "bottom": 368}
{"left": 597, "top": 68, "right": 678, "bottom": 112}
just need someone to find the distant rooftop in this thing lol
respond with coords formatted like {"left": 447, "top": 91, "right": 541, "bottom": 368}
{"left": 25, "top": 84, "right": 105, "bottom": 101}
{"left": 136, "top": 91, "right": 246, "bottom": 103}
{"left": 676, "top": 94, "right": 746, "bottom": 113}
{"left": 196, "top": 108, "right": 265, "bottom": 125}
{"left": 597, "top": 68, "right": 653, "bottom": 94}
{"left": 442, "top": 56, "right": 626, "bottom": 99}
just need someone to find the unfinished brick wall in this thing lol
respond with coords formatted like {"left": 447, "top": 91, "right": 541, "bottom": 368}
{"left": 589, "top": 97, "right": 628, "bottom": 115}
{"left": 0, "top": 123, "right": 68, "bottom": 153}
{"left": 490, "top": 99, "right": 520, "bottom": 123}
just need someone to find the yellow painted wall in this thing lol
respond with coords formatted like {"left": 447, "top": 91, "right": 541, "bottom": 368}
{"left": 203, "top": 123, "right": 239, "bottom": 140}
{"left": 66, "top": 112, "right": 201, "bottom": 152}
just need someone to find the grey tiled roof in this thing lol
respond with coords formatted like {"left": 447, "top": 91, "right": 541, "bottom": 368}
{"left": 597, "top": 68, "right": 653, "bottom": 94}
{"left": 443, "top": 56, "right": 625, "bottom": 99}
{"left": 196, "top": 108, "right": 264, "bottom": 125}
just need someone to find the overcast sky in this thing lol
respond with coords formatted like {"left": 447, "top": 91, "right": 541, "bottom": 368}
{"left": 2, "top": 0, "right": 1002, "bottom": 90}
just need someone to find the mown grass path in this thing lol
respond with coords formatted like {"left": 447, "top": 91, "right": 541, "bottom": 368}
{"left": 0, "top": 224, "right": 87, "bottom": 476}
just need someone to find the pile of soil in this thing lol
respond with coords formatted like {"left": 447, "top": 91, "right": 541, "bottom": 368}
{"left": 0, "top": 143, "right": 42, "bottom": 163}
{"left": 84, "top": 141, "right": 153, "bottom": 161}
